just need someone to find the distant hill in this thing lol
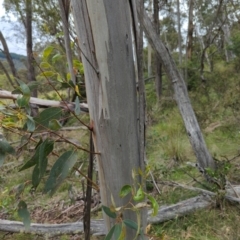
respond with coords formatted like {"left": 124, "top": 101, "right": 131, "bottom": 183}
{"left": 0, "top": 52, "right": 27, "bottom": 70}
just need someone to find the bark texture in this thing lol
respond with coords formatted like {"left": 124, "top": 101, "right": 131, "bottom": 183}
{"left": 71, "top": 0, "right": 146, "bottom": 238}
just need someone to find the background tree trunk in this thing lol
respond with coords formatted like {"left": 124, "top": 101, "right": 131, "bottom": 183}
{"left": 186, "top": 0, "right": 194, "bottom": 60}
{"left": 71, "top": 0, "right": 146, "bottom": 238}
{"left": 177, "top": 0, "right": 182, "bottom": 64}
{"left": 139, "top": 2, "right": 215, "bottom": 170}
{"left": 0, "top": 31, "right": 20, "bottom": 86}
{"left": 26, "top": 0, "right": 38, "bottom": 116}
{"left": 153, "top": 0, "right": 162, "bottom": 100}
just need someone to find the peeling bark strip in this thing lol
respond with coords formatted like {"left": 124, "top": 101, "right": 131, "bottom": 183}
{"left": 137, "top": 1, "right": 215, "bottom": 170}
{"left": 0, "top": 90, "right": 88, "bottom": 112}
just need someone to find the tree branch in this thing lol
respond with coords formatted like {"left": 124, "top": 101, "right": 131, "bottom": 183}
{"left": 0, "top": 90, "right": 88, "bottom": 112}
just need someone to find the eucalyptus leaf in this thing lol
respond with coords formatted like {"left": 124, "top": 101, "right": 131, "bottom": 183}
{"left": 43, "top": 45, "right": 54, "bottom": 59}
{"left": 104, "top": 225, "right": 115, "bottom": 240}
{"left": 49, "top": 119, "right": 62, "bottom": 131}
{"left": 34, "top": 107, "right": 62, "bottom": 129}
{"left": 43, "top": 151, "right": 78, "bottom": 196}
{"left": 18, "top": 200, "right": 31, "bottom": 229}
{"left": 119, "top": 184, "right": 132, "bottom": 198}
{"left": 102, "top": 205, "right": 117, "bottom": 219}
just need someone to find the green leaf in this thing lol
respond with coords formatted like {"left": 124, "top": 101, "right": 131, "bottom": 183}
{"left": 104, "top": 225, "right": 115, "bottom": 240}
{"left": 26, "top": 115, "right": 35, "bottom": 132}
{"left": 74, "top": 97, "right": 81, "bottom": 115}
{"left": 119, "top": 184, "right": 132, "bottom": 198}
{"left": 0, "top": 140, "right": 15, "bottom": 166}
{"left": 19, "top": 139, "right": 53, "bottom": 171}
{"left": 114, "top": 223, "right": 122, "bottom": 240}
{"left": 0, "top": 152, "right": 6, "bottom": 167}
{"left": 0, "top": 140, "right": 15, "bottom": 155}
{"left": 18, "top": 200, "right": 31, "bottom": 229}
{"left": 43, "top": 151, "right": 78, "bottom": 196}
{"left": 57, "top": 73, "right": 64, "bottom": 83}
{"left": 34, "top": 107, "right": 62, "bottom": 129}
{"left": 102, "top": 205, "right": 117, "bottom": 219}
{"left": 17, "top": 80, "right": 30, "bottom": 96}
{"left": 67, "top": 72, "right": 71, "bottom": 81}
{"left": 52, "top": 53, "right": 62, "bottom": 63}
{"left": 17, "top": 95, "right": 30, "bottom": 108}
{"left": 40, "top": 61, "right": 51, "bottom": 69}
{"left": 39, "top": 71, "right": 55, "bottom": 78}
{"left": 48, "top": 119, "right": 62, "bottom": 131}
{"left": 32, "top": 157, "right": 48, "bottom": 188}
{"left": 27, "top": 81, "right": 39, "bottom": 91}
{"left": 147, "top": 195, "right": 159, "bottom": 216}
{"left": 43, "top": 45, "right": 54, "bottom": 59}
{"left": 123, "top": 219, "right": 138, "bottom": 230}
{"left": 133, "top": 186, "right": 145, "bottom": 202}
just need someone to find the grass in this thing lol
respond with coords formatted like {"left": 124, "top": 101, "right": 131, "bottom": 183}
{"left": 2, "top": 63, "right": 240, "bottom": 239}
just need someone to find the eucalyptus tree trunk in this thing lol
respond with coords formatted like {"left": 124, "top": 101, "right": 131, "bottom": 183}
{"left": 153, "top": 0, "right": 162, "bottom": 100}
{"left": 58, "top": 0, "right": 76, "bottom": 85}
{"left": 26, "top": 0, "right": 38, "bottom": 116}
{"left": 176, "top": 0, "right": 182, "bottom": 64}
{"left": 147, "top": 0, "right": 152, "bottom": 77}
{"left": 0, "top": 31, "right": 20, "bottom": 86}
{"left": 186, "top": 0, "right": 194, "bottom": 60}
{"left": 71, "top": 0, "right": 146, "bottom": 239}
{"left": 138, "top": 2, "right": 215, "bottom": 170}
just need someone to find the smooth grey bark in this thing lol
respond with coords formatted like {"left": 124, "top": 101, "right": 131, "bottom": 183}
{"left": 137, "top": 2, "right": 215, "bottom": 170}
{"left": 71, "top": 0, "right": 146, "bottom": 238}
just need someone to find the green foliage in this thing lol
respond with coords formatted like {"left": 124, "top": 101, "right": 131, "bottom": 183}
{"left": 103, "top": 167, "right": 159, "bottom": 240}
{"left": 17, "top": 200, "right": 30, "bottom": 229}
{"left": 43, "top": 151, "right": 78, "bottom": 196}
{"left": 0, "top": 140, "right": 15, "bottom": 167}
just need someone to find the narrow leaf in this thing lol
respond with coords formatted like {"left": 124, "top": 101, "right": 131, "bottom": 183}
{"left": 43, "top": 151, "right": 77, "bottom": 196}
{"left": 123, "top": 219, "right": 138, "bottom": 230}
{"left": 114, "top": 223, "right": 122, "bottom": 240}
{"left": 34, "top": 107, "right": 62, "bottom": 129}
{"left": 26, "top": 115, "right": 35, "bottom": 132}
{"left": 19, "top": 139, "right": 53, "bottom": 171}
{"left": 104, "top": 225, "right": 115, "bottom": 240}
{"left": 147, "top": 195, "right": 159, "bottom": 216}
{"left": 102, "top": 205, "right": 117, "bottom": 219}
{"left": 18, "top": 201, "right": 31, "bottom": 229}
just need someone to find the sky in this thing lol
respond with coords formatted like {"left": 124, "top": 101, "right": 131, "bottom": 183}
{"left": 0, "top": 0, "right": 26, "bottom": 55}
